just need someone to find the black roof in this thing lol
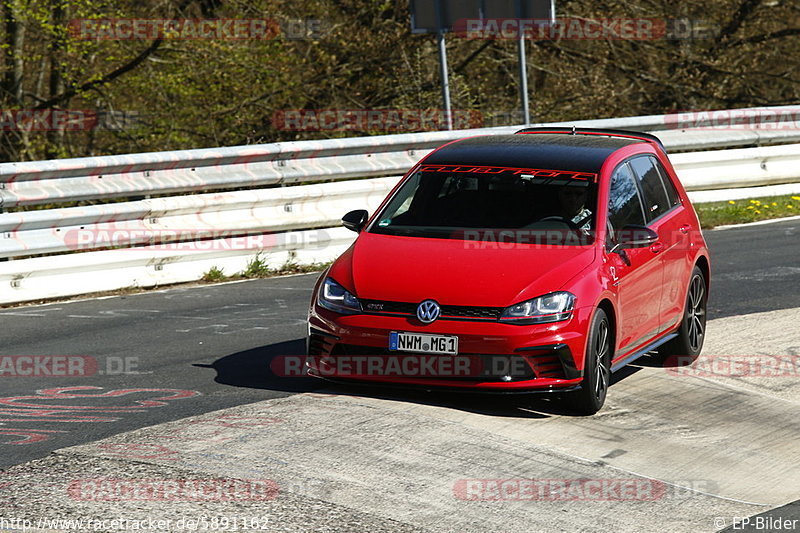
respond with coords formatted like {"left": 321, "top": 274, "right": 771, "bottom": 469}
{"left": 425, "top": 134, "right": 643, "bottom": 173}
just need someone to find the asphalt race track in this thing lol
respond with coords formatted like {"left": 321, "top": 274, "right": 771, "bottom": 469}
{"left": 0, "top": 218, "right": 798, "bottom": 532}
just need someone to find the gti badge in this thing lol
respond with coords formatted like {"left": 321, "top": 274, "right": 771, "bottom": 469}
{"left": 416, "top": 300, "right": 441, "bottom": 324}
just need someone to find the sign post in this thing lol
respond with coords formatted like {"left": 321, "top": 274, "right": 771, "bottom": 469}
{"left": 517, "top": 0, "right": 531, "bottom": 125}
{"left": 409, "top": 0, "right": 555, "bottom": 129}
{"left": 435, "top": 1, "right": 453, "bottom": 130}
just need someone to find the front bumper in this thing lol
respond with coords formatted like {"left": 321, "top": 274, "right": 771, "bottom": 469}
{"left": 305, "top": 303, "right": 593, "bottom": 392}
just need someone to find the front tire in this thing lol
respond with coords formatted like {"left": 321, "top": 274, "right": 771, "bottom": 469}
{"left": 659, "top": 265, "right": 707, "bottom": 360}
{"left": 569, "top": 308, "right": 611, "bottom": 415}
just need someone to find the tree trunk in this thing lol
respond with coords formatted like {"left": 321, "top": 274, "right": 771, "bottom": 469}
{"left": 45, "top": 1, "right": 66, "bottom": 159}
{"left": 2, "top": 0, "right": 25, "bottom": 105}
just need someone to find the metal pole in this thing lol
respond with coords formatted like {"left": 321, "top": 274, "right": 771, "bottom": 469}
{"left": 517, "top": 0, "right": 530, "bottom": 125}
{"left": 434, "top": 0, "right": 453, "bottom": 130}
{"left": 518, "top": 33, "right": 530, "bottom": 125}
{"left": 437, "top": 30, "right": 453, "bottom": 130}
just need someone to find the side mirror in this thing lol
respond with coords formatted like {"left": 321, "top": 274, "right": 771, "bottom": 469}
{"left": 342, "top": 209, "right": 369, "bottom": 233}
{"left": 611, "top": 224, "right": 658, "bottom": 252}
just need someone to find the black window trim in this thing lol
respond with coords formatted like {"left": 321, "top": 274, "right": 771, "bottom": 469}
{"left": 624, "top": 155, "right": 682, "bottom": 227}
{"left": 605, "top": 160, "right": 648, "bottom": 251}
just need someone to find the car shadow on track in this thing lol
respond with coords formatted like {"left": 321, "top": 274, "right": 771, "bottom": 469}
{"left": 207, "top": 339, "right": 647, "bottom": 418}
{"left": 199, "top": 339, "right": 323, "bottom": 393}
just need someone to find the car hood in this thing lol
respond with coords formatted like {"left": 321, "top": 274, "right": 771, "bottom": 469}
{"left": 336, "top": 232, "right": 596, "bottom": 307}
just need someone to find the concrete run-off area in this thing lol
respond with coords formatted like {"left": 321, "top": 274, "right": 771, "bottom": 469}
{"left": 0, "top": 306, "right": 799, "bottom": 533}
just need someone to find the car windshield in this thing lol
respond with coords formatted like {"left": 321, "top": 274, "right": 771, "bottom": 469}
{"left": 369, "top": 164, "right": 598, "bottom": 245}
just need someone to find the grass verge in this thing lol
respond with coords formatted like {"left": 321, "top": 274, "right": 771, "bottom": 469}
{"left": 695, "top": 194, "right": 800, "bottom": 229}
{"left": 201, "top": 254, "right": 332, "bottom": 284}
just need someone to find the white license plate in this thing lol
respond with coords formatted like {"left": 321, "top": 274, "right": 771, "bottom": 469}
{"left": 389, "top": 331, "right": 458, "bottom": 355}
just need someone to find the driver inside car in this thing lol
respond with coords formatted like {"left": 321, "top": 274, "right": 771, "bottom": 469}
{"left": 539, "top": 185, "right": 592, "bottom": 231}
{"left": 548, "top": 185, "right": 592, "bottom": 229}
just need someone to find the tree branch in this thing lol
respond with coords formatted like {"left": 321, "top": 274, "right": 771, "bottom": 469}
{"left": 33, "top": 39, "right": 163, "bottom": 111}
{"left": 718, "top": 0, "right": 764, "bottom": 41}
{"left": 727, "top": 27, "right": 800, "bottom": 47}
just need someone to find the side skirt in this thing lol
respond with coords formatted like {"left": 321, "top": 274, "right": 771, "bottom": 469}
{"left": 610, "top": 332, "right": 679, "bottom": 373}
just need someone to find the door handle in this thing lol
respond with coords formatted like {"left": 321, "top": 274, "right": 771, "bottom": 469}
{"left": 679, "top": 225, "right": 691, "bottom": 234}
{"left": 650, "top": 242, "right": 665, "bottom": 253}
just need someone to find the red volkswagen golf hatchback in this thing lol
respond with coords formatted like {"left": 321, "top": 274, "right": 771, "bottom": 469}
{"left": 307, "top": 128, "right": 710, "bottom": 414}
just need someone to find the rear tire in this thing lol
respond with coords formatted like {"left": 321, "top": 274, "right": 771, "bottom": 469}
{"left": 659, "top": 266, "right": 707, "bottom": 361}
{"left": 568, "top": 308, "right": 611, "bottom": 415}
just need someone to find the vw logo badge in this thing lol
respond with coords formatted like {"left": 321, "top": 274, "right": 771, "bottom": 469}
{"left": 416, "top": 300, "right": 440, "bottom": 324}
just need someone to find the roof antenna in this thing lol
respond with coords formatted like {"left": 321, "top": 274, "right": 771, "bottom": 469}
{"left": 571, "top": 126, "right": 576, "bottom": 135}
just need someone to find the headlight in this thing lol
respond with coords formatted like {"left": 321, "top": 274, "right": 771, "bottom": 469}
{"left": 500, "top": 292, "right": 575, "bottom": 324}
{"left": 318, "top": 277, "right": 362, "bottom": 314}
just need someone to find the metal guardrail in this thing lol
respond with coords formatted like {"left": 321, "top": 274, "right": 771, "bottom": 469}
{"left": 0, "top": 106, "right": 799, "bottom": 305}
{"left": 672, "top": 143, "right": 800, "bottom": 190}
{"left": 2, "top": 105, "right": 800, "bottom": 208}
{"left": 0, "top": 177, "right": 397, "bottom": 258}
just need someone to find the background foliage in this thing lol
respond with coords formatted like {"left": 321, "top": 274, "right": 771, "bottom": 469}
{"left": 1, "top": 0, "right": 798, "bottom": 161}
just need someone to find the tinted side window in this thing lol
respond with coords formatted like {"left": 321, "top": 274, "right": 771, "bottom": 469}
{"left": 629, "top": 156, "right": 670, "bottom": 221}
{"left": 651, "top": 157, "right": 681, "bottom": 208}
{"left": 608, "top": 163, "right": 646, "bottom": 231}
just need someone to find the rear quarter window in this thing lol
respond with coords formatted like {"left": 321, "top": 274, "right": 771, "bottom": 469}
{"left": 628, "top": 156, "right": 672, "bottom": 221}
{"left": 651, "top": 156, "right": 682, "bottom": 208}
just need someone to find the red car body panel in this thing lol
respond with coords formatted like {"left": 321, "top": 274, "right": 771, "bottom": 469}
{"left": 346, "top": 232, "right": 596, "bottom": 306}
